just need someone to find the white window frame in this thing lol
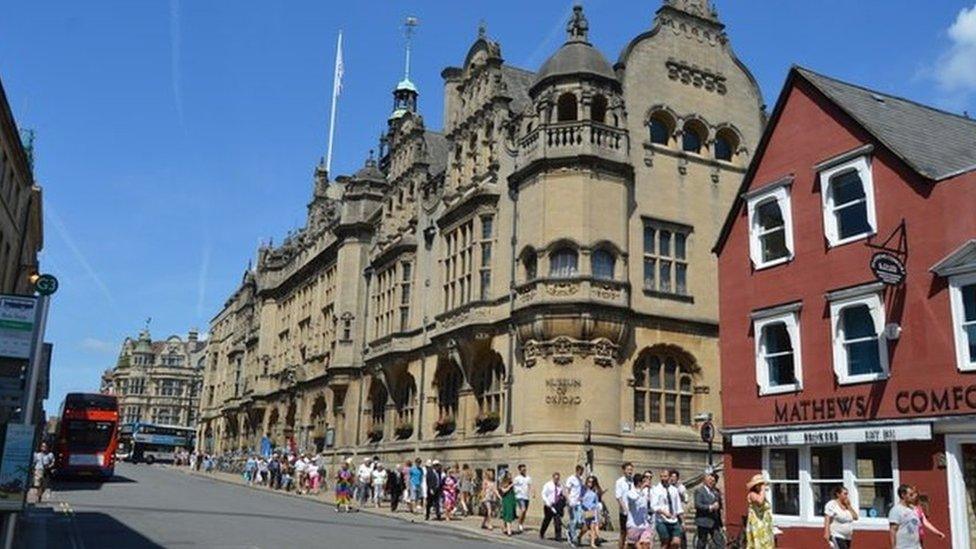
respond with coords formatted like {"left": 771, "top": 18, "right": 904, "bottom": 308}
{"left": 762, "top": 443, "right": 898, "bottom": 530}
{"left": 828, "top": 288, "right": 889, "bottom": 384}
{"left": 818, "top": 154, "right": 877, "bottom": 247}
{"left": 752, "top": 304, "right": 802, "bottom": 395}
{"left": 949, "top": 271, "right": 976, "bottom": 371}
{"left": 746, "top": 181, "right": 794, "bottom": 270}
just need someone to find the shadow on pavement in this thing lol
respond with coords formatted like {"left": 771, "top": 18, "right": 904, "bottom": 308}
{"left": 14, "top": 507, "right": 165, "bottom": 549}
{"left": 50, "top": 474, "right": 137, "bottom": 492}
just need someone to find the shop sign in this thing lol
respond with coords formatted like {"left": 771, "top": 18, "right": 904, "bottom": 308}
{"left": 0, "top": 424, "right": 35, "bottom": 511}
{"left": 870, "top": 252, "right": 906, "bottom": 285}
{"left": 545, "top": 378, "right": 581, "bottom": 406}
{"left": 0, "top": 295, "right": 37, "bottom": 360}
{"left": 730, "top": 423, "right": 931, "bottom": 448}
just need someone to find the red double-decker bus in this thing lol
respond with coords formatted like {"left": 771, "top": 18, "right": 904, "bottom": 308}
{"left": 54, "top": 392, "right": 119, "bottom": 478}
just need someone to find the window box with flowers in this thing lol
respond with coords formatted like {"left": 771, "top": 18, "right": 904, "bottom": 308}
{"left": 367, "top": 426, "right": 384, "bottom": 442}
{"left": 474, "top": 411, "right": 501, "bottom": 433}
{"left": 394, "top": 421, "right": 414, "bottom": 440}
{"left": 434, "top": 417, "right": 456, "bottom": 436}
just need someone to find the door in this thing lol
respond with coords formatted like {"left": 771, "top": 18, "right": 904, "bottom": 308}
{"left": 963, "top": 444, "right": 976, "bottom": 549}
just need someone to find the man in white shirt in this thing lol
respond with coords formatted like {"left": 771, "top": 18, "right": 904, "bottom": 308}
{"left": 512, "top": 463, "right": 532, "bottom": 533}
{"left": 669, "top": 469, "right": 687, "bottom": 547}
{"left": 565, "top": 464, "right": 585, "bottom": 546}
{"left": 539, "top": 472, "right": 566, "bottom": 542}
{"left": 294, "top": 454, "right": 309, "bottom": 494}
{"left": 32, "top": 442, "right": 54, "bottom": 503}
{"left": 650, "top": 469, "right": 682, "bottom": 548}
{"left": 626, "top": 470, "right": 655, "bottom": 549}
{"left": 356, "top": 457, "right": 374, "bottom": 506}
{"left": 615, "top": 462, "right": 635, "bottom": 549}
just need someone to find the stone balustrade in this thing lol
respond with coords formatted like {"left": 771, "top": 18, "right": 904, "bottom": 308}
{"left": 513, "top": 276, "right": 630, "bottom": 310}
{"left": 518, "top": 120, "right": 629, "bottom": 165}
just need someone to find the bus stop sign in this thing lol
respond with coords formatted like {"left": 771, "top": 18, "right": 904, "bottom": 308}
{"left": 700, "top": 420, "right": 715, "bottom": 444}
{"left": 35, "top": 274, "right": 58, "bottom": 296}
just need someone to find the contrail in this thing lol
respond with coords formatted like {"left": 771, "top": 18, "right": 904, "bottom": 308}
{"left": 45, "top": 203, "right": 119, "bottom": 311}
{"left": 522, "top": 1, "right": 578, "bottom": 69}
{"left": 169, "top": 0, "right": 185, "bottom": 129}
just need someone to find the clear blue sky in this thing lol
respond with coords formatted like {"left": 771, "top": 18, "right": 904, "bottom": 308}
{"left": 0, "top": 0, "right": 973, "bottom": 413}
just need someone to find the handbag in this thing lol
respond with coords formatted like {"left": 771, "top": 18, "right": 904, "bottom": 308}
{"left": 583, "top": 509, "right": 596, "bottom": 520}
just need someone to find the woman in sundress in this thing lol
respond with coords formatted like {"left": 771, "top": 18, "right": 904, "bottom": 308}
{"left": 335, "top": 458, "right": 355, "bottom": 512}
{"left": 745, "top": 474, "right": 774, "bottom": 549}
{"left": 499, "top": 472, "right": 517, "bottom": 537}
{"left": 442, "top": 466, "right": 459, "bottom": 520}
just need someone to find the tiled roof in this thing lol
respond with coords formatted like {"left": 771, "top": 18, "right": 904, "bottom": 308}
{"left": 501, "top": 66, "right": 535, "bottom": 115}
{"left": 424, "top": 131, "right": 450, "bottom": 176}
{"left": 797, "top": 67, "right": 976, "bottom": 181}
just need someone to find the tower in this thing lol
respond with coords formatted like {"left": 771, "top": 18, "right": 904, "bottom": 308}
{"left": 391, "top": 16, "right": 420, "bottom": 119}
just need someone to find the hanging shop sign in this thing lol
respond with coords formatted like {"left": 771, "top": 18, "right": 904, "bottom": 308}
{"left": 730, "top": 422, "right": 931, "bottom": 448}
{"left": 870, "top": 252, "right": 906, "bottom": 286}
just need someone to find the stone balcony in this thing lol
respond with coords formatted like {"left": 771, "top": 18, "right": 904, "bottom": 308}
{"left": 518, "top": 120, "right": 629, "bottom": 166}
{"left": 513, "top": 276, "right": 630, "bottom": 311}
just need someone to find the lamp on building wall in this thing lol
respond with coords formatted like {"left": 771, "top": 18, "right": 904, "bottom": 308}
{"left": 883, "top": 323, "right": 902, "bottom": 340}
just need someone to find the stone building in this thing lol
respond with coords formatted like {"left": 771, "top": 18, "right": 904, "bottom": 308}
{"left": 0, "top": 76, "right": 43, "bottom": 296}
{"left": 200, "top": 0, "right": 764, "bottom": 513}
{"left": 101, "top": 328, "right": 206, "bottom": 427}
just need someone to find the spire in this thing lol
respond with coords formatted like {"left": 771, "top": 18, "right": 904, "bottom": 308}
{"left": 478, "top": 19, "right": 487, "bottom": 39}
{"left": 391, "top": 16, "right": 420, "bottom": 119}
{"left": 566, "top": 4, "right": 589, "bottom": 43}
{"left": 662, "top": 0, "right": 719, "bottom": 23}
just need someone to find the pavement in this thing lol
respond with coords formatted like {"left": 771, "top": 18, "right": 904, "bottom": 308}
{"left": 11, "top": 463, "right": 607, "bottom": 548}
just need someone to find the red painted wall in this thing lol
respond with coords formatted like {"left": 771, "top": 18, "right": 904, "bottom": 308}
{"left": 718, "top": 79, "right": 976, "bottom": 431}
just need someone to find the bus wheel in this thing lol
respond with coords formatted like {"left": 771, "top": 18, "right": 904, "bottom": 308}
{"left": 145, "top": 455, "right": 155, "bottom": 465}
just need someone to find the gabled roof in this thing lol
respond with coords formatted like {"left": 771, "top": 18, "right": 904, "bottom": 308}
{"left": 713, "top": 66, "right": 976, "bottom": 256}
{"left": 797, "top": 67, "right": 976, "bottom": 181}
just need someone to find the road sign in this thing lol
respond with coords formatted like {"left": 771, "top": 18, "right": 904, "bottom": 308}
{"left": 34, "top": 274, "right": 58, "bottom": 296}
{"left": 701, "top": 420, "right": 715, "bottom": 444}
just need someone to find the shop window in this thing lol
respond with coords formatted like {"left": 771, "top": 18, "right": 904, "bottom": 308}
{"left": 819, "top": 155, "right": 876, "bottom": 246}
{"left": 746, "top": 182, "right": 793, "bottom": 269}
{"left": 829, "top": 290, "right": 888, "bottom": 384}
{"left": 752, "top": 305, "right": 801, "bottom": 395}
{"left": 591, "top": 249, "right": 615, "bottom": 280}
{"left": 764, "top": 443, "right": 896, "bottom": 525}
{"left": 768, "top": 448, "right": 800, "bottom": 516}
{"left": 633, "top": 353, "right": 694, "bottom": 426}
{"left": 549, "top": 248, "right": 579, "bottom": 278}
{"left": 949, "top": 273, "right": 976, "bottom": 371}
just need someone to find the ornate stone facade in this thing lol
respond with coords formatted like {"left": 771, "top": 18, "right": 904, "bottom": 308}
{"left": 199, "top": 0, "right": 764, "bottom": 517}
{"left": 101, "top": 329, "right": 206, "bottom": 427}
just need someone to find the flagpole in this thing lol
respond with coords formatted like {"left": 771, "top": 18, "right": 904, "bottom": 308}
{"left": 325, "top": 30, "right": 343, "bottom": 176}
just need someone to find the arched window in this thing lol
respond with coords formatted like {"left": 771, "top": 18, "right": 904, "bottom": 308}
{"left": 682, "top": 121, "right": 705, "bottom": 154}
{"left": 591, "top": 249, "right": 615, "bottom": 280}
{"left": 549, "top": 248, "right": 579, "bottom": 278}
{"left": 557, "top": 93, "right": 578, "bottom": 122}
{"left": 591, "top": 95, "right": 608, "bottom": 124}
{"left": 714, "top": 129, "right": 738, "bottom": 162}
{"left": 633, "top": 352, "right": 694, "bottom": 426}
{"left": 648, "top": 113, "right": 673, "bottom": 145}
{"left": 524, "top": 250, "right": 538, "bottom": 281}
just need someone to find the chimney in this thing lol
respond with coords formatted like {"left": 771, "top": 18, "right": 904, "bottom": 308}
{"left": 188, "top": 328, "right": 199, "bottom": 343}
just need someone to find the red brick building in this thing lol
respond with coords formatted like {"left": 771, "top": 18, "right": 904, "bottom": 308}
{"left": 714, "top": 67, "right": 976, "bottom": 548}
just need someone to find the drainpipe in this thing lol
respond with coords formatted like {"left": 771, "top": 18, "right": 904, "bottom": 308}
{"left": 355, "top": 265, "right": 373, "bottom": 449}
{"left": 506, "top": 185, "right": 518, "bottom": 434}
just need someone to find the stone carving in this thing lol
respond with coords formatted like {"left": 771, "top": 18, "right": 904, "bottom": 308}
{"left": 665, "top": 59, "right": 727, "bottom": 95}
{"left": 592, "top": 283, "right": 621, "bottom": 301}
{"left": 546, "top": 280, "right": 580, "bottom": 297}
{"left": 522, "top": 336, "right": 618, "bottom": 368}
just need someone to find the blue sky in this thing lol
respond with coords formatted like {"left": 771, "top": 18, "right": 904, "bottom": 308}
{"left": 1, "top": 0, "right": 974, "bottom": 413}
